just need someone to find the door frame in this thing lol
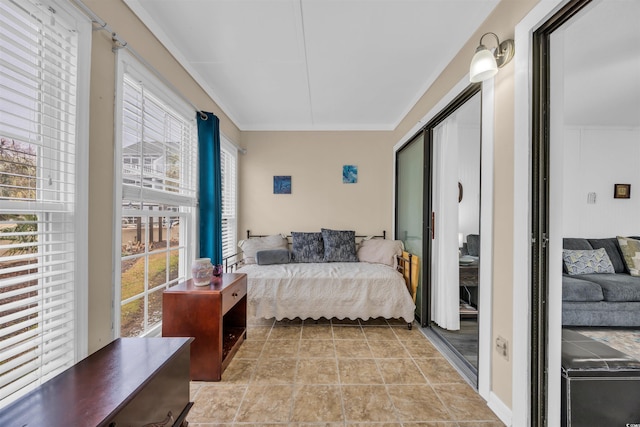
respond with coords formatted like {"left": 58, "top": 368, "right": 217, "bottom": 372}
{"left": 394, "top": 75, "right": 495, "bottom": 404}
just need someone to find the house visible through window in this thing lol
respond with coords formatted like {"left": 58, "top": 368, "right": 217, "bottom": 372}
{"left": 0, "top": 0, "right": 89, "bottom": 408}
{"left": 116, "top": 54, "right": 198, "bottom": 338}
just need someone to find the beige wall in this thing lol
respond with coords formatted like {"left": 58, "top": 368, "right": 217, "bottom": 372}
{"left": 80, "top": 0, "right": 540, "bottom": 413}
{"left": 388, "top": 0, "right": 539, "bottom": 410}
{"left": 239, "top": 131, "right": 395, "bottom": 236}
{"left": 84, "top": 0, "right": 240, "bottom": 353}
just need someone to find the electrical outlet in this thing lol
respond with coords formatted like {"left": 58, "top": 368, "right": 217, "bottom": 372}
{"left": 496, "top": 336, "right": 509, "bottom": 360}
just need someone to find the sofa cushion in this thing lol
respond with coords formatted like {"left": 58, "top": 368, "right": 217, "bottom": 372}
{"left": 574, "top": 273, "right": 640, "bottom": 302}
{"left": 588, "top": 238, "right": 626, "bottom": 273}
{"left": 291, "top": 232, "right": 325, "bottom": 263}
{"left": 562, "top": 276, "right": 604, "bottom": 302}
{"left": 562, "top": 248, "right": 615, "bottom": 275}
{"left": 617, "top": 236, "right": 640, "bottom": 276}
{"left": 466, "top": 234, "right": 480, "bottom": 257}
{"left": 563, "top": 238, "right": 593, "bottom": 250}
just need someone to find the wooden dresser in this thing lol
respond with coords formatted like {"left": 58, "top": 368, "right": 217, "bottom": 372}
{"left": 162, "top": 273, "right": 247, "bottom": 381}
{"left": 0, "top": 337, "right": 193, "bottom": 427}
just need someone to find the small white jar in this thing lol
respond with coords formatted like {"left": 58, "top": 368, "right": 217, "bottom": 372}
{"left": 191, "top": 258, "right": 214, "bottom": 286}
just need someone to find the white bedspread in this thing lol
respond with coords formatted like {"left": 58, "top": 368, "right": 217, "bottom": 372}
{"left": 237, "top": 262, "right": 416, "bottom": 323}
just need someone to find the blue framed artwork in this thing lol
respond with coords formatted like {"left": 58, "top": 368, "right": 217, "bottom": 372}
{"left": 273, "top": 176, "right": 291, "bottom": 194}
{"left": 343, "top": 165, "right": 357, "bottom": 184}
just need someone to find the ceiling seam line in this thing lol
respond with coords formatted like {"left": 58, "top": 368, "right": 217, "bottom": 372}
{"left": 299, "top": 0, "right": 314, "bottom": 126}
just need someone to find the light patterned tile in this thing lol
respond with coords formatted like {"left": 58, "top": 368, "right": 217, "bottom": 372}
{"left": 269, "top": 325, "right": 302, "bottom": 340}
{"left": 368, "top": 339, "right": 410, "bottom": 359}
{"left": 338, "top": 359, "right": 383, "bottom": 384}
{"left": 262, "top": 339, "right": 300, "bottom": 358}
{"left": 298, "top": 338, "right": 336, "bottom": 358}
{"left": 334, "top": 340, "right": 373, "bottom": 358}
{"left": 189, "top": 384, "right": 246, "bottom": 423}
{"left": 253, "top": 358, "right": 297, "bottom": 384}
{"left": 403, "top": 339, "right": 441, "bottom": 358}
{"left": 386, "top": 384, "right": 452, "bottom": 422}
{"left": 414, "top": 357, "right": 466, "bottom": 385}
{"left": 235, "top": 384, "right": 294, "bottom": 423}
{"left": 333, "top": 326, "right": 366, "bottom": 340}
{"left": 363, "top": 326, "right": 399, "bottom": 341}
{"left": 234, "top": 339, "right": 265, "bottom": 359}
{"left": 433, "top": 384, "right": 502, "bottom": 422}
{"left": 291, "top": 384, "right": 344, "bottom": 422}
{"left": 302, "top": 324, "right": 334, "bottom": 340}
{"left": 342, "top": 385, "right": 398, "bottom": 422}
{"left": 297, "top": 358, "right": 339, "bottom": 384}
{"left": 376, "top": 358, "right": 426, "bottom": 384}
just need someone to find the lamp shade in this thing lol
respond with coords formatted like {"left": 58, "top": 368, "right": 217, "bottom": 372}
{"left": 469, "top": 46, "right": 498, "bottom": 83}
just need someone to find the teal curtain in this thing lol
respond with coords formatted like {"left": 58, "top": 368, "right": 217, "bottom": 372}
{"left": 197, "top": 112, "right": 223, "bottom": 264}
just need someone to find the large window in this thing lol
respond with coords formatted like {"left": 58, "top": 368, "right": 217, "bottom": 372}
{"left": 220, "top": 137, "right": 237, "bottom": 260}
{"left": 0, "top": 0, "right": 89, "bottom": 407}
{"left": 115, "top": 52, "right": 197, "bottom": 338}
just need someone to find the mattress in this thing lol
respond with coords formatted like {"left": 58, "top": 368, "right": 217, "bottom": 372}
{"left": 236, "top": 262, "right": 416, "bottom": 323}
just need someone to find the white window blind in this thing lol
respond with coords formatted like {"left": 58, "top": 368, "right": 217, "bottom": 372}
{"left": 0, "top": 0, "right": 82, "bottom": 407}
{"left": 220, "top": 140, "right": 237, "bottom": 259}
{"left": 117, "top": 64, "right": 197, "bottom": 337}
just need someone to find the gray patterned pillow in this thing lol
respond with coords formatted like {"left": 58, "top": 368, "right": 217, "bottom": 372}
{"left": 291, "top": 232, "right": 325, "bottom": 263}
{"left": 562, "top": 248, "right": 615, "bottom": 275}
{"left": 321, "top": 228, "right": 358, "bottom": 262}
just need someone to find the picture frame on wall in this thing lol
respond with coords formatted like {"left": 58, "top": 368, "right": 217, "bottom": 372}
{"left": 343, "top": 165, "right": 357, "bottom": 184}
{"left": 274, "top": 176, "right": 291, "bottom": 194}
{"left": 614, "top": 183, "right": 631, "bottom": 199}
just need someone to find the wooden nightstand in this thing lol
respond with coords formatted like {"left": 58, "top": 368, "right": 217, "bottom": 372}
{"left": 162, "top": 273, "right": 247, "bottom": 381}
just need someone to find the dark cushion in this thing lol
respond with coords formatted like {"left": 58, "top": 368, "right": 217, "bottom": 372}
{"left": 574, "top": 273, "right": 640, "bottom": 302}
{"left": 466, "top": 234, "right": 480, "bottom": 257}
{"left": 563, "top": 238, "right": 593, "bottom": 250}
{"left": 588, "top": 238, "right": 626, "bottom": 274}
{"left": 321, "top": 228, "right": 358, "bottom": 262}
{"left": 256, "top": 249, "right": 290, "bottom": 265}
{"left": 291, "top": 232, "right": 325, "bottom": 263}
{"left": 562, "top": 276, "right": 604, "bottom": 302}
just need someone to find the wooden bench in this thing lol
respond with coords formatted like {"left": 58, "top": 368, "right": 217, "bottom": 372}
{"left": 0, "top": 337, "right": 193, "bottom": 427}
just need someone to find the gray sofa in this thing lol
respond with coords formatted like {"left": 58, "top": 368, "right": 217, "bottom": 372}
{"left": 562, "top": 237, "right": 640, "bottom": 327}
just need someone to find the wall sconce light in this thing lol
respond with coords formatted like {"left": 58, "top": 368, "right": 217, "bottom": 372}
{"left": 469, "top": 32, "right": 515, "bottom": 83}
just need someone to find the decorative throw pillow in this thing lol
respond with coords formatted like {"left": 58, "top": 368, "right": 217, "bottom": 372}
{"left": 238, "top": 234, "right": 288, "bottom": 264}
{"left": 562, "top": 248, "right": 615, "bottom": 275}
{"left": 256, "top": 249, "right": 290, "bottom": 265}
{"left": 291, "top": 232, "right": 325, "bottom": 263}
{"left": 321, "top": 228, "right": 358, "bottom": 262}
{"left": 357, "top": 238, "right": 404, "bottom": 267}
{"left": 617, "top": 236, "right": 640, "bottom": 276}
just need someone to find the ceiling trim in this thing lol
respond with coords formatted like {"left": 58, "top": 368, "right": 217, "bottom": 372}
{"left": 124, "top": 0, "right": 243, "bottom": 128}
{"left": 124, "top": 0, "right": 410, "bottom": 131}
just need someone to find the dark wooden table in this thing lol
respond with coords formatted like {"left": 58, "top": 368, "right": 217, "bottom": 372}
{"left": 162, "top": 273, "right": 247, "bottom": 381}
{"left": 0, "top": 337, "right": 193, "bottom": 427}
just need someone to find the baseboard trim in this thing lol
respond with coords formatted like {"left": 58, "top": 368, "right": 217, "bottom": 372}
{"left": 488, "top": 392, "right": 512, "bottom": 426}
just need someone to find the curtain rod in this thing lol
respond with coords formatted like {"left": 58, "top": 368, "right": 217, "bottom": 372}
{"left": 69, "top": 0, "right": 247, "bottom": 154}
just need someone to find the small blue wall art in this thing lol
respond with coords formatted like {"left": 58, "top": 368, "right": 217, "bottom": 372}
{"left": 273, "top": 175, "right": 291, "bottom": 194}
{"left": 343, "top": 165, "right": 358, "bottom": 184}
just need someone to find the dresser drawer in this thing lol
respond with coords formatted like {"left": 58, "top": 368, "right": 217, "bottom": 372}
{"left": 222, "top": 277, "right": 247, "bottom": 314}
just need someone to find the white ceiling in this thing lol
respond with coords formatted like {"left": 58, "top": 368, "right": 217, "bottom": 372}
{"left": 562, "top": 0, "right": 640, "bottom": 127}
{"left": 125, "top": 0, "right": 499, "bottom": 131}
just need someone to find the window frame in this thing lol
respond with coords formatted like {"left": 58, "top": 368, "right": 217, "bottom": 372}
{"left": 113, "top": 50, "right": 197, "bottom": 338}
{"left": 220, "top": 135, "right": 238, "bottom": 260}
{"left": 0, "top": 0, "right": 90, "bottom": 407}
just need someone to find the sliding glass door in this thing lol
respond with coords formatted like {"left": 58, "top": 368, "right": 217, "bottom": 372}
{"left": 396, "top": 133, "right": 426, "bottom": 323}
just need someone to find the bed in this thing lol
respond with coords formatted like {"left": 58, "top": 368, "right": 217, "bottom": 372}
{"left": 226, "top": 229, "right": 417, "bottom": 328}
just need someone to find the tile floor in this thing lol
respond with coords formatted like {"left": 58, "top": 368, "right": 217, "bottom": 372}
{"left": 188, "top": 317, "right": 504, "bottom": 426}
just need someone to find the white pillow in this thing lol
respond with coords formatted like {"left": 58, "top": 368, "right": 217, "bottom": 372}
{"left": 238, "top": 234, "right": 288, "bottom": 264}
{"left": 357, "top": 239, "right": 404, "bottom": 267}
